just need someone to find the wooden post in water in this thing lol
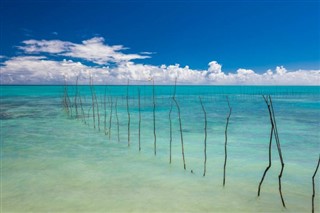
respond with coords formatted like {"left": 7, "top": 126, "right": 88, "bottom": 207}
{"left": 153, "top": 79, "right": 157, "bottom": 156}
{"left": 199, "top": 96, "right": 207, "bottom": 177}
{"left": 115, "top": 97, "right": 120, "bottom": 142}
{"left": 258, "top": 95, "right": 274, "bottom": 196}
{"left": 172, "top": 79, "right": 186, "bottom": 170}
{"left": 104, "top": 87, "right": 107, "bottom": 135}
{"left": 312, "top": 155, "right": 320, "bottom": 213}
{"left": 138, "top": 88, "right": 141, "bottom": 151}
{"left": 269, "top": 96, "right": 286, "bottom": 208}
{"left": 62, "top": 79, "right": 73, "bottom": 117}
{"left": 126, "top": 80, "right": 131, "bottom": 147}
{"left": 78, "top": 90, "right": 86, "bottom": 125}
{"left": 108, "top": 96, "right": 113, "bottom": 140}
{"left": 169, "top": 101, "right": 173, "bottom": 164}
{"left": 74, "top": 76, "right": 79, "bottom": 119}
{"left": 94, "top": 86, "right": 100, "bottom": 132}
{"left": 89, "top": 76, "right": 96, "bottom": 129}
{"left": 223, "top": 96, "right": 232, "bottom": 186}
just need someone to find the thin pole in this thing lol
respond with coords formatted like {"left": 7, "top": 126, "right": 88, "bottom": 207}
{"left": 223, "top": 96, "right": 232, "bottom": 186}
{"left": 153, "top": 79, "right": 157, "bottom": 156}
{"left": 126, "top": 79, "right": 130, "bottom": 147}
{"left": 269, "top": 96, "right": 286, "bottom": 208}
{"left": 312, "top": 155, "right": 320, "bottom": 213}
{"left": 199, "top": 96, "right": 207, "bottom": 177}
{"left": 138, "top": 88, "right": 141, "bottom": 151}
{"left": 258, "top": 95, "right": 274, "bottom": 196}
{"left": 115, "top": 98, "right": 120, "bottom": 142}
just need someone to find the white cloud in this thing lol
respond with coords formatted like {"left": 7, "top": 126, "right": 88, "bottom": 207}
{"left": 0, "top": 56, "right": 109, "bottom": 84}
{"left": 237, "top": 68, "right": 255, "bottom": 75}
{"left": 208, "top": 61, "right": 222, "bottom": 74}
{"left": 1, "top": 37, "right": 319, "bottom": 85}
{"left": 1, "top": 55, "right": 319, "bottom": 85}
{"left": 18, "top": 37, "right": 150, "bottom": 65}
{"left": 19, "top": 39, "right": 72, "bottom": 54}
{"left": 276, "top": 66, "right": 287, "bottom": 75}
{"left": 140, "top": 51, "right": 156, "bottom": 55}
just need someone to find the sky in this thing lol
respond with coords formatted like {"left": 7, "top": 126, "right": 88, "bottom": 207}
{"left": 0, "top": 0, "right": 319, "bottom": 85}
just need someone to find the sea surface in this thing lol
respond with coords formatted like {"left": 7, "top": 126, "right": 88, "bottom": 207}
{"left": 1, "top": 85, "right": 319, "bottom": 212}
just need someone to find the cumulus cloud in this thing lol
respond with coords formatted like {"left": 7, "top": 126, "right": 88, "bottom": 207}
{"left": 1, "top": 37, "right": 319, "bottom": 85}
{"left": 276, "top": 65, "right": 287, "bottom": 75}
{"left": 18, "top": 37, "right": 150, "bottom": 65}
{"left": 208, "top": 61, "right": 222, "bottom": 74}
{"left": 19, "top": 39, "right": 72, "bottom": 54}
{"left": 1, "top": 55, "right": 319, "bottom": 85}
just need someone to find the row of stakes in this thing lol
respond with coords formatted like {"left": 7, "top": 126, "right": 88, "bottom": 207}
{"left": 62, "top": 77, "right": 320, "bottom": 212}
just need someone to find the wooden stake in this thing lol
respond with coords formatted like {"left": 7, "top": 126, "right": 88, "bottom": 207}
{"left": 223, "top": 96, "right": 232, "bottom": 186}
{"left": 172, "top": 79, "right": 186, "bottom": 170}
{"left": 138, "top": 88, "right": 141, "bottom": 151}
{"left": 269, "top": 96, "right": 286, "bottom": 208}
{"left": 79, "top": 92, "right": 86, "bottom": 124}
{"left": 108, "top": 96, "right": 113, "bottom": 140}
{"left": 62, "top": 81, "right": 69, "bottom": 115}
{"left": 258, "top": 95, "right": 274, "bottom": 196}
{"left": 63, "top": 79, "right": 72, "bottom": 117}
{"left": 127, "top": 80, "right": 130, "bottom": 147}
{"left": 74, "top": 76, "right": 79, "bottom": 118}
{"left": 153, "top": 79, "right": 157, "bottom": 156}
{"left": 93, "top": 86, "right": 100, "bottom": 132}
{"left": 312, "top": 155, "right": 320, "bottom": 213}
{"left": 115, "top": 97, "right": 120, "bottom": 142}
{"left": 169, "top": 101, "right": 173, "bottom": 164}
{"left": 104, "top": 87, "right": 107, "bottom": 135}
{"left": 199, "top": 96, "right": 207, "bottom": 177}
{"left": 89, "top": 76, "right": 96, "bottom": 129}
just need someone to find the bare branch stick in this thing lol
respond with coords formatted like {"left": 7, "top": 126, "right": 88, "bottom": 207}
{"left": 79, "top": 92, "right": 86, "bottom": 124}
{"left": 62, "top": 80, "right": 70, "bottom": 116}
{"left": 115, "top": 97, "right": 120, "bottom": 142}
{"left": 269, "top": 96, "right": 286, "bottom": 208}
{"left": 199, "top": 96, "right": 207, "bottom": 177}
{"left": 93, "top": 86, "right": 100, "bottom": 132}
{"left": 108, "top": 96, "right": 113, "bottom": 140}
{"left": 138, "top": 88, "right": 141, "bottom": 151}
{"left": 169, "top": 101, "right": 173, "bottom": 164}
{"left": 74, "top": 76, "right": 79, "bottom": 118}
{"left": 104, "top": 87, "right": 107, "bottom": 135}
{"left": 127, "top": 79, "right": 130, "bottom": 147}
{"left": 312, "top": 155, "right": 320, "bottom": 213}
{"left": 223, "top": 96, "right": 232, "bottom": 186}
{"left": 153, "top": 79, "right": 157, "bottom": 156}
{"left": 258, "top": 95, "right": 273, "bottom": 196}
{"left": 89, "top": 76, "right": 96, "bottom": 129}
{"left": 172, "top": 79, "right": 186, "bottom": 170}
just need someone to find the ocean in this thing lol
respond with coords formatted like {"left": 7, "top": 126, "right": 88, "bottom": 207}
{"left": 1, "top": 85, "right": 319, "bottom": 212}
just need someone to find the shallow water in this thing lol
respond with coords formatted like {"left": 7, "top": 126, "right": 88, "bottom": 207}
{"left": 1, "top": 85, "right": 319, "bottom": 212}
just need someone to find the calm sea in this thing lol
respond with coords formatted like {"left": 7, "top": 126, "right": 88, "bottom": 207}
{"left": 1, "top": 85, "right": 319, "bottom": 212}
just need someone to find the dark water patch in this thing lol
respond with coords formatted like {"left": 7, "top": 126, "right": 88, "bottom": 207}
{"left": 0, "top": 112, "right": 36, "bottom": 120}
{"left": 0, "top": 112, "right": 13, "bottom": 120}
{"left": 0, "top": 100, "right": 30, "bottom": 110}
{"left": 0, "top": 110, "right": 60, "bottom": 120}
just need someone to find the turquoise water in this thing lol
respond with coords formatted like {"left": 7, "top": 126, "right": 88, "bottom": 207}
{"left": 1, "top": 85, "right": 319, "bottom": 212}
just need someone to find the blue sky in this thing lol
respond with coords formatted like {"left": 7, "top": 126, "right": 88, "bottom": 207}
{"left": 0, "top": 0, "right": 319, "bottom": 84}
